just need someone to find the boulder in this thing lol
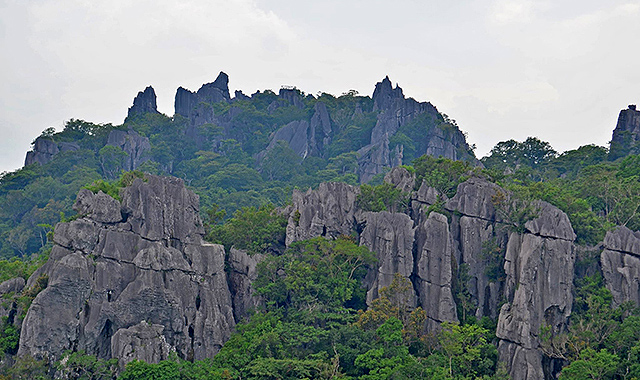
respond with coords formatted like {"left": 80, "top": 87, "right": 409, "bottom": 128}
{"left": 24, "top": 137, "right": 79, "bottom": 166}
{"left": 111, "top": 322, "right": 172, "bottom": 368}
{"left": 384, "top": 167, "right": 415, "bottom": 193}
{"left": 73, "top": 189, "right": 122, "bottom": 224}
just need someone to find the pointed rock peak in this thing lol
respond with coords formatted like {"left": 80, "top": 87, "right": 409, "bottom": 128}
{"left": 375, "top": 76, "right": 393, "bottom": 93}
{"left": 197, "top": 71, "right": 231, "bottom": 102}
{"left": 212, "top": 71, "right": 229, "bottom": 90}
{"left": 127, "top": 85, "right": 159, "bottom": 119}
{"left": 373, "top": 75, "right": 405, "bottom": 111}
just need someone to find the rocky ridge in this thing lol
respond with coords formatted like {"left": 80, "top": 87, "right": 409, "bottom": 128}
{"left": 14, "top": 167, "right": 635, "bottom": 380}
{"left": 284, "top": 167, "right": 576, "bottom": 380}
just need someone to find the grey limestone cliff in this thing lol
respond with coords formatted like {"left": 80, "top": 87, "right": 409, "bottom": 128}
{"left": 496, "top": 201, "right": 576, "bottom": 380}
{"left": 24, "top": 137, "right": 79, "bottom": 166}
{"left": 283, "top": 170, "right": 577, "bottom": 380}
{"left": 227, "top": 248, "right": 265, "bottom": 322}
{"left": 357, "top": 77, "right": 476, "bottom": 182}
{"left": 609, "top": 104, "right": 640, "bottom": 160}
{"left": 106, "top": 129, "right": 151, "bottom": 171}
{"left": 358, "top": 211, "right": 416, "bottom": 305}
{"left": 174, "top": 72, "right": 230, "bottom": 142}
{"left": 127, "top": 86, "right": 159, "bottom": 119}
{"left": 19, "top": 175, "right": 235, "bottom": 366}
{"left": 601, "top": 226, "right": 640, "bottom": 307}
{"left": 285, "top": 182, "right": 360, "bottom": 246}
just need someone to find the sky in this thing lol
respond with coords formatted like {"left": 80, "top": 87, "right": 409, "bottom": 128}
{"left": 1, "top": 0, "right": 639, "bottom": 173}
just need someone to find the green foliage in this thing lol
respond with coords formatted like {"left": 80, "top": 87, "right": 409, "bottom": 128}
{"left": 413, "top": 156, "right": 473, "bottom": 197}
{"left": 481, "top": 238, "right": 505, "bottom": 283}
{"left": 3, "top": 354, "right": 51, "bottom": 380}
{"left": 16, "top": 273, "right": 48, "bottom": 313}
{"left": 206, "top": 204, "right": 286, "bottom": 255}
{"left": 0, "top": 253, "right": 48, "bottom": 283}
{"left": 357, "top": 183, "right": 408, "bottom": 213}
{"left": 84, "top": 171, "right": 146, "bottom": 201}
{"left": 260, "top": 141, "right": 301, "bottom": 182}
{"left": 539, "top": 271, "right": 640, "bottom": 379}
{"left": 255, "top": 236, "right": 375, "bottom": 310}
{"left": 482, "top": 137, "right": 557, "bottom": 172}
{"left": 56, "top": 350, "right": 118, "bottom": 380}
{"left": 439, "top": 322, "right": 496, "bottom": 379}
{"left": 559, "top": 348, "right": 619, "bottom": 380}
{"left": 0, "top": 317, "right": 19, "bottom": 355}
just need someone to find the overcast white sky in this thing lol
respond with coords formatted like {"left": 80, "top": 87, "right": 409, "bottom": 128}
{"left": 1, "top": 0, "right": 639, "bottom": 173}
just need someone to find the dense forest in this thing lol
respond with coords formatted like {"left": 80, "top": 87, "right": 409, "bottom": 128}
{"left": 0, "top": 75, "right": 639, "bottom": 379}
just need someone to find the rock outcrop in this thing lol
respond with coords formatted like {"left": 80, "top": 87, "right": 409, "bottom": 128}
{"left": 414, "top": 212, "right": 458, "bottom": 327}
{"left": 106, "top": 129, "right": 151, "bottom": 171}
{"left": 357, "top": 76, "right": 476, "bottom": 182}
{"left": 19, "top": 175, "right": 235, "bottom": 364}
{"left": 601, "top": 226, "right": 640, "bottom": 307}
{"left": 24, "top": 137, "right": 79, "bottom": 166}
{"left": 282, "top": 175, "right": 576, "bottom": 380}
{"left": 174, "top": 72, "right": 231, "bottom": 142}
{"left": 358, "top": 211, "right": 416, "bottom": 305}
{"left": 609, "top": 104, "right": 640, "bottom": 160}
{"left": 285, "top": 182, "right": 360, "bottom": 246}
{"left": 175, "top": 72, "right": 230, "bottom": 118}
{"left": 126, "top": 86, "right": 159, "bottom": 119}
{"left": 496, "top": 202, "right": 575, "bottom": 380}
{"left": 227, "top": 248, "right": 264, "bottom": 322}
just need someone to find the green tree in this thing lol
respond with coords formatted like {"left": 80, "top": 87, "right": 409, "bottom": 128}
{"left": 260, "top": 141, "right": 301, "bottom": 182}
{"left": 98, "top": 145, "right": 128, "bottom": 180}
{"left": 559, "top": 348, "right": 619, "bottom": 380}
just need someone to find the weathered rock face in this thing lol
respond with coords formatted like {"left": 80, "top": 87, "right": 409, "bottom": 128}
{"left": 127, "top": 86, "right": 159, "bottom": 119}
{"left": 19, "top": 175, "right": 235, "bottom": 364}
{"left": 446, "top": 178, "right": 504, "bottom": 319}
{"left": 601, "top": 226, "right": 640, "bottom": 307}
{"left": 357, "top": 135, "right": 392, "bottom": 184}
{"left": 111, "top": 322, "right": 172, "bottom": 368}
{"left": 285, "top": 182, "right": 360, "bottom": 246}
{"left": 496, "top": 202, "right": 575, "bottom": 380}
{"left": 384, "top": 167, "right": 415, "bottom": 193}
{"left": 175, "top": 72, "right": 230, "bottom": 117}
{"left": 265, "top": 120, "right": 312, "bottom": 159}
{"left": 357, "top": 76, "right": 476, "bottom": 182}
{"left": 174, "top": 72, "right": 231, "bottom": 142}
{"left": 609, "top": 105, "right": 640, "bottom": 160}
{"left": 414, "top": 212, "right": 457, "bottom": 327}
{"left": 278, "top": 88, "right": 305, "bottom": 109}
{"left": 106, "top": 129, "right": 151, "bottom": 171}
{"left": 358, "top": 211, "right": 416, "bottom": 305}
{"left": 0, "top": 278, "right": 25, "bottom": 320}
{"left": 24, "top": 137, "right": 79, "bottom": 166}
{"left": 283, "top": 175, "right": 576, "bottom": 380}
{"left": 259, "top": 100, "right": 334, "bottom": 161}
{"left": 227, "top": 248, "right": 265, "bottom": 322}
